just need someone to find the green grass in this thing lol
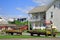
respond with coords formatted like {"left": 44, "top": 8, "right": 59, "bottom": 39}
{"left": 0, "top": 32, "right": 60, "bottom": 39}
{"left": 57, "top": 32, "right": 60, "bottom": 36}
{"left": 0, "top": 35, "right": 50, "bottom": 39}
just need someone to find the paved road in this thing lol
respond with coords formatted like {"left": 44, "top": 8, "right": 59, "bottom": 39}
{"left": 0, "top": 38, "right": 60, "bottom": 40}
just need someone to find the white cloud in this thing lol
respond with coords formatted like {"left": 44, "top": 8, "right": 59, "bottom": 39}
{"left": 16, "top": 6, "right": 34, "bottom": 13}
{"left": 16, "top": 0, "right": 55, "bottom": 13}
{"left": 16, "top": 6, "right": 34, "bottom": 18}
{"left": 17, "top": 15, "right": 27, "bottom": 18}
{"left": 32, "top": 0, "right": 54, "bottom": 5}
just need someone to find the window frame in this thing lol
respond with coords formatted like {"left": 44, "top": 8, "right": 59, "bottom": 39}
{"left": 51, "top": 12, "right": 53, "bottom": 18}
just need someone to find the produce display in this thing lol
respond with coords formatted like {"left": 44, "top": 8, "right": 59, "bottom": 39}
{"left": 27, "top": 28, "right": 57, "bottom": 37}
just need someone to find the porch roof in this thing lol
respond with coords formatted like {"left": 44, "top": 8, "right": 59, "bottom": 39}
{"left": 0, "top": 24, "right": 16, "bottom": 26}
{"left": 29, "top": 5, "right": 50, "bottom": 13}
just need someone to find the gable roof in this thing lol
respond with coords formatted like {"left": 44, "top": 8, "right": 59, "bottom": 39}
{"left": 29, "top": 5, "right": 50, "bottom": 13}
{"left": 28, "top": 0, "right": 56, "bottom": 14}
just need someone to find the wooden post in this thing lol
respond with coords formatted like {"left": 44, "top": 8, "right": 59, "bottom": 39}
{"left": 51, "top": 24, "right": 52, "bottom": 36}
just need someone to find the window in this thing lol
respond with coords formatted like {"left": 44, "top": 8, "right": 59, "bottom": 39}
{"left": 33, "top": 15, "right": 38, "bottom": 19}
{"left": 35, "top": 16, "right": 38, "bottom": 19}
{"left": 35, "top": 23, "right": 38, "bottom": 27}
{"left": 54, "top": 5, "right": 56, "bottom": 8}
{"left": 59, "top": 4, "right": 60, "bottom": 8}
{"left": 51, "top": 12, "right": 53, "bottom": 18}
{"left": 43, "top": 15, "right": 46, "bottom": 20}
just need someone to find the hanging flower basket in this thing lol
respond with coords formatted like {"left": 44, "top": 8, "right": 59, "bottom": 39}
{"left": 44, "top": 20, "right": 51, "bottom": 25}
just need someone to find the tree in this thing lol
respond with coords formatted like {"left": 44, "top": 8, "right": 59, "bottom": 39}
{"left": 14, "top": 20, "right": 22, "bottom": 26}
{"left": 8, "top": 20, "right": 28, "bottom": 26}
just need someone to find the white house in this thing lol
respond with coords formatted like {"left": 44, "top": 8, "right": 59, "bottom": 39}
{"left": 0, "top": 17, "right": 8, "bottom": 24}
{"left": 28, "top": 0, "right": 60, "bottom": 31}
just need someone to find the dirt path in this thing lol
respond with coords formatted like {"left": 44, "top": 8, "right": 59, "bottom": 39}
{"left": 0, "top": 38, "right": 60, "bottom": 40}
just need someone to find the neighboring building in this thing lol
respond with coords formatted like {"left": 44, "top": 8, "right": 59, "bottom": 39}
{"left": 0, "top": 17, "right": 8, "bottom": 24}
{"left": 0, "top": 17, "right": 17, "bottom": 30}
{"left": 0, "top": 24, "right": 17, "bottom": 32}
{"left": 17, "top": 18, "right": 27, "bottom": 22}
{"left": 8, "top": 17, "right": 27, "bottom": 22}
{"left": 28, "top": 0, "right": 60, "bottom": 31}
{"left": 8, "top": 18, "right": 15, "bottom": 22}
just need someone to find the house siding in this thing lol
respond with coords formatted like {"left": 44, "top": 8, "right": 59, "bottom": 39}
{"left": 29, "top": 12, "right": 46, "bottom": 29}
{"left": 46, "top": 0, "right": 60, "bottom": 31}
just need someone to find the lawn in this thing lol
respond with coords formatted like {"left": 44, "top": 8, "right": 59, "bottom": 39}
{"left": 0, "top": 32, "right": 60, "bottom": 39}
{"left": 57, "top": 32, "right": 60, "bottom": 36}
{"left": 0, "top": 35, "right": 50, "bottom": 39}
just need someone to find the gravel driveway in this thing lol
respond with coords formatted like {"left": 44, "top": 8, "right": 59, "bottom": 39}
{"left": 0, "top": 38, "right": 60, "bottom": 40}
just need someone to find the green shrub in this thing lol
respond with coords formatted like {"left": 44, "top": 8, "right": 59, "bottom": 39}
{"left": 27, "top": 29, "right": 46, "bottom": 33}
{"left": 52, "top": 28, "right": 58, "bottom": 33}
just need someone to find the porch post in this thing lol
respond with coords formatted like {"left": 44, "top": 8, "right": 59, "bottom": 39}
{"left": 28, "top": 21, "right": 30, "bottom": 30}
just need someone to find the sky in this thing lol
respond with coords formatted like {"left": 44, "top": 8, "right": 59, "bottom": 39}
{"left": 0, "top": 0, "right": 53, "bottom": 18}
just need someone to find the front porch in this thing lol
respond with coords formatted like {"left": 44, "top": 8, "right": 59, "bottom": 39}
{"left": 30, "top": 21, "right": 46, "bottom": 30}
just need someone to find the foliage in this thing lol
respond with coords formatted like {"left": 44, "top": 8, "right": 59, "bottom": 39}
{"left": 28, "top": 29, "right": 46, "bottom": 33}
{"left": 8, "top": 21, "right": 15, "bottom": 24}
{"left": 8, "top": 20, "right": 28, "bottom": 26}
{"left": 52, "top": 28, "right": 58, "bottom": 33}
{"left": 30, "top": 22, "right": 32, "bottom": 30}
{"left": 14, "top": 20, "right": 22, "bottom": 25}
{"left": 22, "top": 21, "right": 28, "bottom": 25}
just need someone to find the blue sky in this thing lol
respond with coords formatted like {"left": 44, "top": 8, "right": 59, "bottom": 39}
{"left": 0, "top": 0, "right": 53, "bottom": 18}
